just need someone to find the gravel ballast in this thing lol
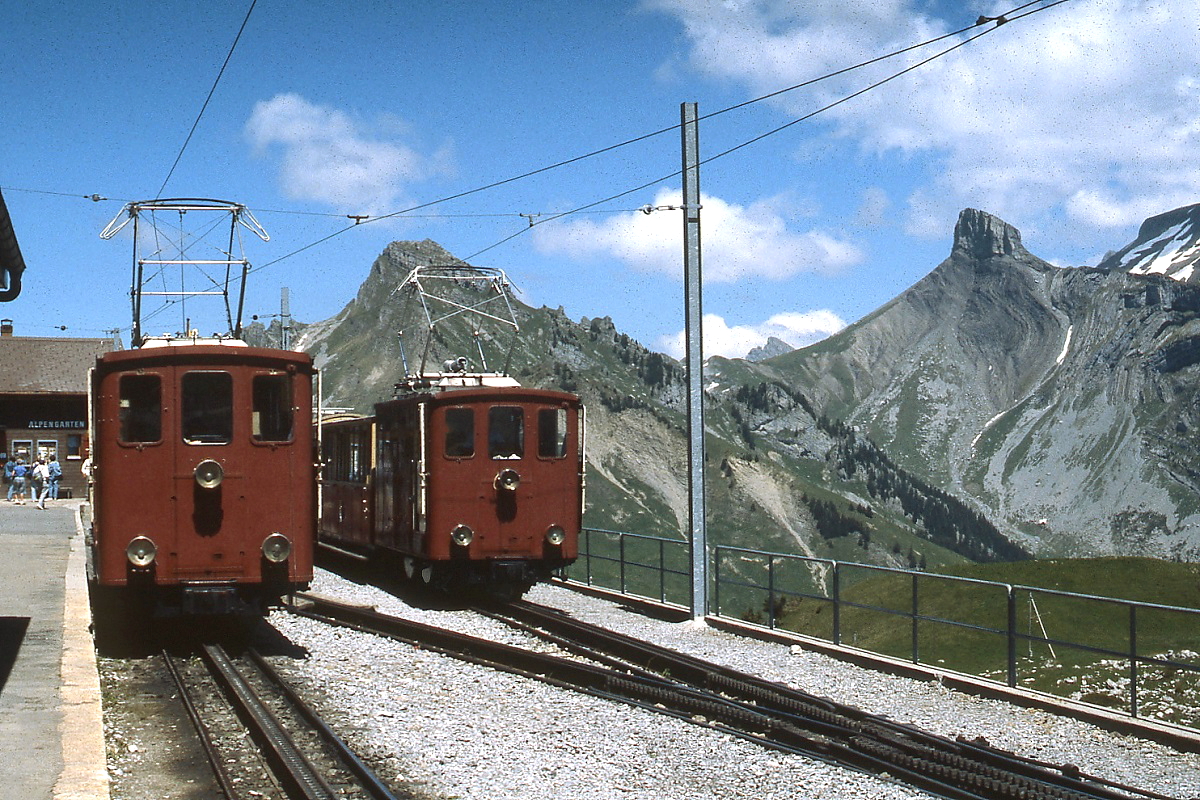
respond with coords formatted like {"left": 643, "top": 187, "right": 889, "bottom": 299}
{"left": 267, "top": 569, "right": 1200, "bottom": 799}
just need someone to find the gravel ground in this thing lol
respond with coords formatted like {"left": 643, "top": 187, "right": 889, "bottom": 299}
{"left": 267, "top": 568, "right": 1200, "bottom": 800}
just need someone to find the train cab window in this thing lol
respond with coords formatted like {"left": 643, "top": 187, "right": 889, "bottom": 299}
{"left": 488, "top": 407, "right": 524, "bottom": 460}
{"left": 182, "top": 372, "right": 232, "bottom": 444}
{"left": 119, "top": 374, "right": 161, "bottom": 443}
{"left": 538, "top": 408, "right": 569, "bottom": 459}
{"left": 252, "top": 374, "right": 293, "bottom": 442}
{"left": 445, "top": 408, "right": 474, "bottom": 458}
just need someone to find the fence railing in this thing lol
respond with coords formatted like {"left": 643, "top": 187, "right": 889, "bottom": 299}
{"left": 570, "top": 527, "right": 691, "bottom": 607}
{"left": 565, "top": 530, "right": 1200, "bottom": 728}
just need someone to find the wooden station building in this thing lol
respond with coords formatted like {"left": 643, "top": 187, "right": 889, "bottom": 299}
{"left": 0, "top": 319, "right": 118, "bottom": 499}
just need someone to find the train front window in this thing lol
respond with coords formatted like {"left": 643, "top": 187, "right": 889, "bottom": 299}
{"left": 445, "top": 408, "right": 474, "bottom": 458}
{"left": 119, "top": 374, "right": 161, "bottom": 443}
{"left": 488, "top": 407, "right": 524, "bottom": 459}
{"left": 252, "top": 374, "right": 293, "bottom": 442}
{"left": 538, "top": 408, "right": 569, "bottom": 459}
{"left": 182, "top": 372, "right": 232, "bottom": 444}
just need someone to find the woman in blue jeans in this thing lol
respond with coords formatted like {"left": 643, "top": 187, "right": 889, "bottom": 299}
{"left": 10, "top": 459, "right": 27, "bottom": 504}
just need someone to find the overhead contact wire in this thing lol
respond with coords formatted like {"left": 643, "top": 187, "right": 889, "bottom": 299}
{"left": 252, "top": 0, "right": 1067, "bottom": 273}
{"left": 461, "top": 0, "right": 1069, "bottom": 262}
{"left": 155, "top": 0, "right": 258, "bottom": 198}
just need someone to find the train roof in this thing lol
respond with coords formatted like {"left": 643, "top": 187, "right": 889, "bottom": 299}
{"left": 377, "top": 384, "right": 580, "bottom": 412}
{"left": 95, "top": 341, "right": 314, "bottom": 371}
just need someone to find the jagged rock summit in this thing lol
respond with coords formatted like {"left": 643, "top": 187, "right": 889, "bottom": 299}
{"left": 746, "top": 336, "right": 794, "bottom": 362}
{"left": 953, "top": 207, "right": 1031, "bottom": 261}
{"left": 1098, "top": 202, "right": 1200, "bottom": 283}
{"left": 756, "top": 206, "right": 1200, "bottom": 559}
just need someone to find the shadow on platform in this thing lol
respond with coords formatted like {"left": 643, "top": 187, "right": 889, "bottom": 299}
{"left": 0, "top": 616, "right": 30, "bottom": 696}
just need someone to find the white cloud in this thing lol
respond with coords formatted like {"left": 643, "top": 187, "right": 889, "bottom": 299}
{"left": 245, "top": 93, "right": 451, "bottom": 214}
{"left": 648, "top": 0, "right": 1200, "bottom": 246}
{"left": 533, "top": 187, "right": 863, "bottom": 281}
{"left": 855, "top": 186, "right": 891, "bottom": 227}
{"left": 657, "top": 309, "right": 846, "bottom": 359}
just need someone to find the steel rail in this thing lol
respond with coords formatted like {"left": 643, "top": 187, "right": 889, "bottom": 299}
{"left": 201, "top": 643, "right": 338, "bottom": 800}
{"left": 244, "top": 647, "right": 401, "bottom": 800}
{"left": 162, "top": 650, "right": 241, "bottom": 799}
{"left": 289, "top": 593, "right": 1147, "bottom": 800}
{"left": 495, "top": 599, "right": 1156, "bottom": 800}
{"left": 499, "top": 599, "right": 1161, "bottom": 800}
{"left": 288, "top": 595, "right": 989, "bottom": 797}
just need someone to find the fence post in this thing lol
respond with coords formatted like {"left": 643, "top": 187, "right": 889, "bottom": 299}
{"left": 659, "top": 539, "right": 666, "bottom": 604}
{"left": 713, "top": 548, "right": 721, "bottom": 617}
{"left": 619, "top": 534, "right": 627, "bottom": 595}
{"left": 1007, "top": 586, "right": 1017, "bottom": 688}
{"left": 767, "top": 556, "right": 777, "bottom": 629}
{"left": 1130, "top": 604, "right": 1139, "bottom": 718}
{"left": 585, "top": 529, "right": 593, "bottom": 586}
{"left": 911, "top": 572, "right": 920, "bottom": 664}
{"left": 832, "top": 562, "right": 841, "bottom": 646}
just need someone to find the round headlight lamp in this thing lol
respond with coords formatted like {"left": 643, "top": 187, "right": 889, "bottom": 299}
{"left": 262, "top": 532, "right": 292, "bottom": 564}
{"left": 545, "top": 525, "right": 566, "bottom": 546}
{"left": 494, "top": 468, "right": 521, "bottom": 492}
{"left": 451, "top": 524, "right": 475, "bottom": 547}
{"left": 126, "top": 536, "right": 157, "bottom": 568}
{"left": 194, "top": 459, "right": 224, "bottom": 489}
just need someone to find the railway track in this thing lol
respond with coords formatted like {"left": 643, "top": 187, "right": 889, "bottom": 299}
{"left": 163, "top": 642, "right": 402, "bottom": 800}
{"left": 287, "top": 592, "right": 1173, "bottom": 800}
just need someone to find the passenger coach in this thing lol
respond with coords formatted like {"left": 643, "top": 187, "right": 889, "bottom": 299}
{"left": 89, "top": 341, "right": 317, "bottom": 614}
{"left": 320, "top": 385, "right": 585, "bottom": 596}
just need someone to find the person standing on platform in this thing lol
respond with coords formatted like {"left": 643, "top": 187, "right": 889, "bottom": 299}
{"left": 46, "top": 455, "right": 61, "bottom": 502}
{"left": 3, "top": 453, "right": 13, "bottom": 502}
{"left": 11, "top": 458, "right": 27, "bottom": 504}
{"left": 32, "top": 458, "right": 49, "bottom": 510}
{"left": 81, "top": 450, "right": 93, "bottom": 502}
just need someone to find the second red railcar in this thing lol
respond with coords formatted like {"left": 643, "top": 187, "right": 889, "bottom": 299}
{"left": 320, "top": 385, "right": 584, "bottom": 595}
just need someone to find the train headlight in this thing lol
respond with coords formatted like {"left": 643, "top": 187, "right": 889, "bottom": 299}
{"left": 262, "top": 532, "right": 292, "bottom": 564}
{"left": 545, "top": 525, "right": 566, "bottom": 546}
{"left": 194, "top": 459, "right": 224, "bottom": 489}
{"left": 451, "top": 524, "right": 474, "bottom": 547}
{"left": 126, "top": 536, "right": 157, "bottom": 568}
{"left": 494, "top": 468, "right": 521, "bottom": 492}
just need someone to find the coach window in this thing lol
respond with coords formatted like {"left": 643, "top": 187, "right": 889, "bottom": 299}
{"left": 182, "top": 372, "right": 233, "bottom": 444}
{"left": 348, "top": 431, "right": 368, "bottom": 482}
{"left": 537, "top": 408, "right": 568, "bottom": 459}
{"left": 119, "top": 374, "right": 161, "bottom": 443}
{"left": 488, "top": 407, "right": 524, "bottom": 460}
{"left": 444, "top": 408, "right": 474, "bottom": 458}
{"left": 252, "top": 374, "right": 293, "bottom": 442}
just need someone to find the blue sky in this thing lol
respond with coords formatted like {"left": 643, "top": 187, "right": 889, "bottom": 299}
{"left": 3, "top": 0, "right": 1199, "bottom": 358}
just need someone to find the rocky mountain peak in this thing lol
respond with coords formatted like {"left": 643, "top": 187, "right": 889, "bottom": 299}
{"left": 952, "top": 208, "right": 1028, "bottom": 261}
{"left": 1097, "top": 203, "right": 1200, "bottom": 283}
{"left": 746, "top": 336, "right": 794, "bottom": 362}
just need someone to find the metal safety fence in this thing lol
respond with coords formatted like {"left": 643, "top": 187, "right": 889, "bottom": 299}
{"left": 565, "top": 531, "right": 1200, "bottom": 728}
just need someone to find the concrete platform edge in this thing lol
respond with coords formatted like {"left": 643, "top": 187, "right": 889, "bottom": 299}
{"left": 53, "top": 505, "right": 109, "bottom": 800}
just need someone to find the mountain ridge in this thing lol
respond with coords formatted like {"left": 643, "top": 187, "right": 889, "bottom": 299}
{"left": 266, "top": 202, "right": 1200, "bottom": 565}
{"left": 749, "top": 206, "right": 1200, "bottom": 559}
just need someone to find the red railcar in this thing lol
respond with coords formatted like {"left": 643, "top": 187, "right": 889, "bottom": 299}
{"left": 88, "top": 341, "right": 317, "bottom": 615}
{"left": 320, "top": 384, "right": 584, "bottom": 596}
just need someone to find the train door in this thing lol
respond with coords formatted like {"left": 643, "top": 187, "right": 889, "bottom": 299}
{"left": 529, "top": 404, "right": 582, "bottom": 555}
{"left": 374, "top": 402, "right": 422, "bottom": 554}
{"left": 322, "top": 419, "right": 373, "bottom": 548}
{"left": 426, "top": 399, "right": 564, "bottom": 560}
{"left": 171, "top": 368, "right": 247, "bottom": 582}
